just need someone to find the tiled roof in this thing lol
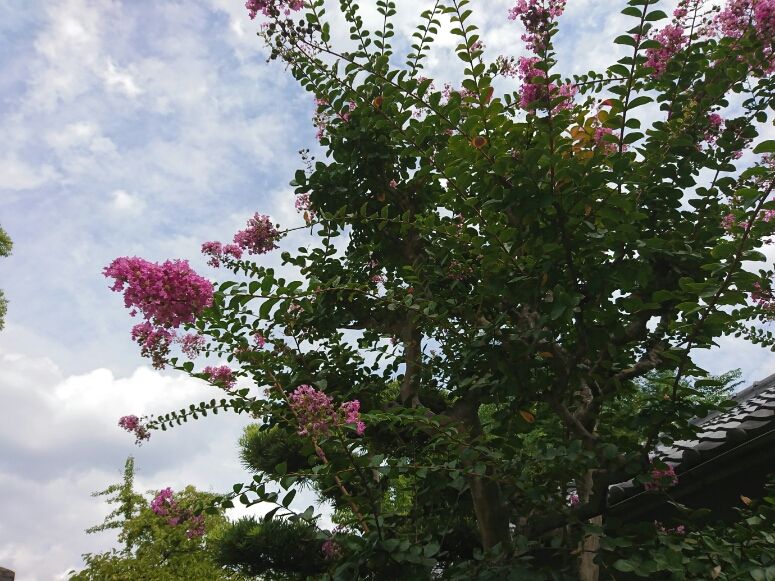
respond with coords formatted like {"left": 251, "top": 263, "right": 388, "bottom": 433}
{"left": 608, "top": 373, "right": 775, "bottom": 505}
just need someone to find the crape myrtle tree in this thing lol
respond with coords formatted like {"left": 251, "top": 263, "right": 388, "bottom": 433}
{"left": 104, "top": 0, "right": 775, "bottom": 578}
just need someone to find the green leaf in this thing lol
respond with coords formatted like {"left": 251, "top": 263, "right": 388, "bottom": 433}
{"left": 753, "top": 140, "right": 775, "bottom": 154}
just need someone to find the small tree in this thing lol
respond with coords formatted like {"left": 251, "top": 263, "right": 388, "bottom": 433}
{"left": 0, "top": 225, "right": 12, "bottom": 331}
{"left": 69, "top": 457, "right": 243, "bottom": 580}
{"left": 104, "top": 0, "right": 775, "bottom": 578}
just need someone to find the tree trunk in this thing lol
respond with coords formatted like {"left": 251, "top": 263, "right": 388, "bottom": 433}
{"left": 577, "top": 469, "right": 602, "bottom": 581}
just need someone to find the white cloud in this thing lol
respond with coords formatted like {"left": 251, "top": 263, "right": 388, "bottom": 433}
{"left": 0, "top": 155, "right": 58, "bottom": 190}
{"left": 109, "top": 189, "right": 145, "bottom": 215}
{"left": 103, "top": 59, "right": 143, "bottom": 97}
{"left": 0, "top": 348, "right": 255, "bottom": 580}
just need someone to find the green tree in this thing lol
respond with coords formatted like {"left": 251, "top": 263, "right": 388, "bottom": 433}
{"left": 69, "top": 457, "right": 244, "bottom": 581}
{"left": 104, "top": 0, "right": 775, "bottom": 578}
{"left": 0, "top": 225, "right": 12, "bottom": 330}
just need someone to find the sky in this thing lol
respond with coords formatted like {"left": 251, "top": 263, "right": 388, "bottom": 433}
{"left": 0, "top": 1, "right": 773, "bottom": 579}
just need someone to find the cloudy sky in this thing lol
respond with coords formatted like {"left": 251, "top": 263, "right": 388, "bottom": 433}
{"left": 1, "top": 0, "right": 773, "bottom": 579}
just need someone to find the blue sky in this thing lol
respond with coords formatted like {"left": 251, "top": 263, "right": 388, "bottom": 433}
{"left": 1, "top": 1, "right": 773, "bottom": 578}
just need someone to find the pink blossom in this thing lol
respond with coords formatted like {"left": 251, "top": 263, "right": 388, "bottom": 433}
{"left": 569, "top": 493, "right": 580, "bottom": 506}
{"left": 517, "top": 56, "right": 575, "bottom": 112}
{"left": 119, "top": 415, "right": 151, "bottom": 443}
{"left": 253, "top": 331, "right": 266, "bottom": 348}
{"left": 701, "top": 113, "right": 725, "bottom": 146}
{"left": 119, "top": 415, "right": 139, "bottom": 431}
{"left": 389, "top": 179, "right": 398, "bottom": 189}
{"left": 151, "top": 487, "right": 176, "bottom": 516}
{"left": 104, "top": 257, "right": 213, "bottom": 329}
{"left": 131, "top": 322, "right": 174, "bottom": 369}
{"left": 289, "top": 385, "right": 337, "bottom": 437}
{"left": 340, "top": 400, "right": 366, "bottom": 435}
{"left": 721, "top": 213, "right": 737, "bottom": 230}
{"left": 201, "top": 241, "right": 243, "bottom": 267}
{"left": 289, "top": 385, "right": 366, "bottom": 437}
{"left": 371, "top": 274, "right": 385, "bottom": 285}
{"left": 118, "top": 414, "right": 151, "bottom": 444}
{"left": 178, "top": 333, "right": 206, "bottom": 359}
{"left": 203, "top": 365, "right": 236, "bottom": 389}
{"left": 201, "top": 241, "right": 223, "bottom": 267}
{"left": 223, "top": 244, "right": 243, "bottom": 259}
{"left": 752, "top": 281, "right": 775, "bottom": 310}
{"left": 645, "top": 24, "right": 687, "bottom": 78}
{"left": 593, "top": 127, "right": 618, "bottom": 154}
{"left": 508, "top": 0, "right": 567, "bottom": 52}
{"left": 655, "top": 521, "right": 687, "bottom": 535}
{"left": 496, "top": 55, "right": 519, "bottom": 78}
{"left": 186, "top": 514, "right": 206, "bottom": 539}
{"left": 245, "top": 0, "right": 303, "bottom": 20}
{"left": 644, "top": 463, "right": 679, "bottom": 491}
{"left": 322, "top": 538, "right": 342, "bottom": 560}
{"left": 233, "top": 213, "right": 280, "bottom": 255}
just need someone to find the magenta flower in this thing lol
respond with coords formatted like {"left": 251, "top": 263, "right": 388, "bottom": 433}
{"left": 151, "top": 487, "right": 176, "bottom": 516}
{"left": 508, "top": 0, "right": 567, "bottom": 52}
{"left": 233, "top": 213, "right": 280, "bottom": 255}
{"left": 203, "top": 365, "right": 236, "bottom": 389}
{"left": 644, "top": 463, "right": 679, "bottom": 491}
{"left": 245, "top": 0, "right": 303, "bottom": 20}
{"left": 253, "top": 331, "right": 266, "bottom": 348}
{"left": 645, "top": 24, "right": 687, "bottom": 78}
{"left": 104, "top": 257, "right": 213, "bottom": 329}
{"left": 118, "top": 415, "right": 151, "bottom": 443}
{"left": 289, "top": 385, "right": 366, "bottom": 437}
{"left": 340, "top": 400, "right": 366, "bottom": 435}
{"left": 130, "top": 322, "right": 174, "bottom": 369}
{"left": 178, "top": 333, "right": 206, "bottom": 359}
{"left": 322, "top": 538, "right": 342, "bottom": 560}
{"left": 289, "top": 385, "right": 337, "bottom": 437}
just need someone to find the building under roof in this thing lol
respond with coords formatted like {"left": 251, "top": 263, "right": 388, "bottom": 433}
{"left": 608, "top": 372, "right": 775, "bottom": 521}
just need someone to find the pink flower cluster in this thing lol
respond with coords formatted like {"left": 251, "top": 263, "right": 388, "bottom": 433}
{"left": 203, "top": 365, "right": 236, "bottom": 389}
{"left": 151, "top": 488, "right": 206, "bottom": 538}
{"left": 118, "top": 415, "right": 150, "bottom": 444}
{"left": 104, "top": 257, "right": 213, "bottom": 329}
{"left": 517, "top": 57, "right": 576, "bottom": 112}
{"left": 233, "top": 213, "right": 280, "bottom": 255}
{"left": 751, "top": 282, "right": 775, "bottom": 310}
{"left": 704, "top": 113, "right": 725, "bottom": 144}
{"left": 508, "top": 0, "right": 567, "bottom": 52}
{"left": 253, "top": 331, "right": 266, "bottom": 348}
{"left": 712, "top": 0, "right": 775, "bottom": 72}
{"left": 294, "top": 193, "right": 315, "bottom": 223}
{"left": 322, "top": 538, "right": 342, "bottom": 560}
{"left": 655, "top": 521, "right": 687, "bottom": 535}
{"left": 313, "top": 98, "right": 356, "bottom": 141}
{"left": 131, "top": 322, "right": 173, "bottom": 370}
{"left": 179, "top": 333, "right": 206, "bottom": 359}
{"left": 201, "top": 241, "right": 243, "bottom": 268}
{"left": 644, "top": 463, "right": 679, "bottom": 491}
{"left": 151, "top": 487, "right": 175, "bottom": 516}
{"left": 593, "top": 127, "right": 618, "bottom": 154}
{"left": 245, "top": 0, "right": 303, "bottom": 19}
{"left": 645, "top": 24, "right": 687, "bottom": 78}
{"left": 288, "top": 385, "right": 366, "bottom": 437}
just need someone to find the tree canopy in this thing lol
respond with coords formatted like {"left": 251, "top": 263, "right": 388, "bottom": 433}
{"left": 103, "top": 0, "right": 775, "bottom": 578}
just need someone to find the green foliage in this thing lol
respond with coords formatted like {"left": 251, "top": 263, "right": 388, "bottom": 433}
{"left": 600, "top": 481, "right": 775, "bottom": 579}
{"left": 126, "top": 0, "right": 775, "bottom": 578}
{"left": 0, "top": 224, "right": 11, "bottom": 331}
{"left": 69, "top": 457, "right": 243, "bottom": 581}
{"left": 216, "top": 516, "right": 327, "bottom": 579}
